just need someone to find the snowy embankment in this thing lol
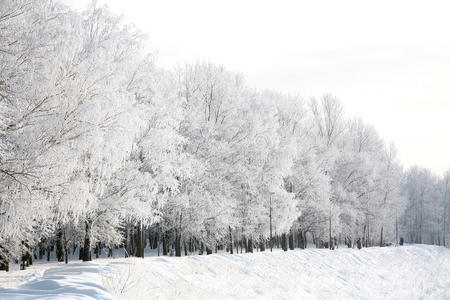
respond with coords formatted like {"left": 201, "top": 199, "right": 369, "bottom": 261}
{"left": 0, "top": 245, "right": 449, "bottom": 300}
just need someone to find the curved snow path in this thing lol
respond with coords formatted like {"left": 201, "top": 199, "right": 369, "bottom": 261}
{"left": 0, "top": 245, "right": 449, "bottom": 299}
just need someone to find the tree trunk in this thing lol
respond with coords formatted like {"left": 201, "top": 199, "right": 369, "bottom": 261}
{"left": 175, "top": 214, "right": 182, "bottom": 257}
{"left": 47, "top": 245, "right": 52, "bottom": 261}
{"left": 363, "top": 224, "right": 366, "bottom": 248}
{"left": 56, "top": 228, "right": 64, "bottom": 262}
{"left": 0, "top": 250, "right": 9, "bottom": 272}
{"left": 329, "top": 212, "right": 333, "bottom": 250}
{"left": 281, "top": 233, "right": 288, "bottom": 251}
{"left": 269, "top": 195, "right": 273, "bottom": 252}
{"left": 206, "top": 243, "right": 212, "bottom": 255}
{"left": 136, "top": 225, "right": 141, "bottom": 258}
{"left": 443, "top": 186, "right": 447, "bottom": 246}
{"left": 229, "top": 226, "right": 233, "bottom": 254}
{"left": 259, "top": 235, "right": 265, "bottom": 252}
{"left": 82, "top": 220, "right": 92, "bottom": 262}
{"left": 162, "top": 233, "right": 168, "bottom": 256}
{"left": 149, "top": 231, "right": 153, "bottom": 249}
{"left": 0, "top": 260, "right": 9, "bottom": 272}
{"left": 175, "top": 227, "right": 181, "bottom": 257}
{"left": 136, "top": 221, "right": 145, "bottom": 258}
{"left": 125, "top": 226, "right": 131, "bottom": 258}
{"left": 64, "top": 244, "right": 69, "bottom": 264}
{"left": 22, "top": 244, "right": 33, "bottom": 267}
{"left": 131, "top": 226, "right": 137, "bottom": 256}
{"left": 248, "top": 238, "right": 253, "bottom": 253}
{"left": 396, "top": 214, "right": 399, "bottom": 246}
{"left": 63, "top": 231, "right": 69, "bottom": 264}
{"left": 297, "top": 230, "right": 303, "bottom": 249}
{"left": 21, "top": 253, "right": 27, "bottom": 268}
{"left": 39, "top": 243, "right": 44, "bottom": 260}
{"left": 380, "top": 226, "right": 384, "bottom": 247}
{"left": 288, "top": 230, "right": 294, "bottom": 250}
{"left": 157, "top": 225, "right": 160, "bottom": 256}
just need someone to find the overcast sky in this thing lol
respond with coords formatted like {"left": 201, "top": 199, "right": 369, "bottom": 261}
{"left": 64, "top": 0, "right": 450, "bottom": 175}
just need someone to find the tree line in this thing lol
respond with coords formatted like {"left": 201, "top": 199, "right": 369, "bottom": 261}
{"left": 0, "top": 1, "right": 449, "bottom": 271}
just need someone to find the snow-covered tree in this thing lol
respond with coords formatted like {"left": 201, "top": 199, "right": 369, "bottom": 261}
{"left": 1, "top": 0, "right": 447, "bottom": 272}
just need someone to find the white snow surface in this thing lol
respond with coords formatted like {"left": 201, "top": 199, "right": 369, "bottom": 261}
{"left": 0, "top": 245, "right": 449, "bottom": 300}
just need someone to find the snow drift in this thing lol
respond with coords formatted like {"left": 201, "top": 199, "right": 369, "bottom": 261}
{"left": 0, "top": 245, "right": 449, "bottom": 300}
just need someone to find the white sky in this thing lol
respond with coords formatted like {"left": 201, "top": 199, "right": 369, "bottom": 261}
{"left": 64, "top": 0, "right": 450, "bottom": 175}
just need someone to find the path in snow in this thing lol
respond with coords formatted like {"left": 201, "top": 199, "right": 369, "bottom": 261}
{"left": 0, "top": 244, "right": 449, "bottom": 299}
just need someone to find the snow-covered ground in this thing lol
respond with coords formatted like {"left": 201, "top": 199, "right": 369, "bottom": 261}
{"left": 0, "top": 245, "right": 449, "bottom": 300}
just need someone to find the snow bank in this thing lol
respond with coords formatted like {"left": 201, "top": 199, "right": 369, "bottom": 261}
{"left": 0, "top": 245, "right": 449, "bottom": 299}
{"left": 0, "top": 263, "right": 112, "bottom": 299}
